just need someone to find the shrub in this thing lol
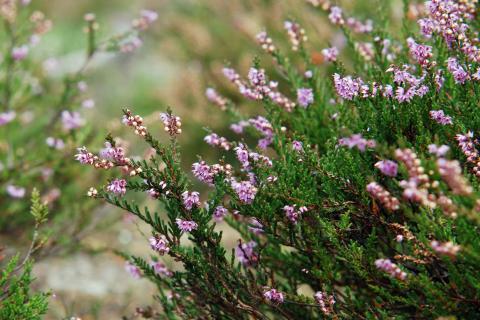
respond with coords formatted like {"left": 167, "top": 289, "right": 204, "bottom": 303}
{"left": 80, "top": 0, "right": 480, "bottom": 318}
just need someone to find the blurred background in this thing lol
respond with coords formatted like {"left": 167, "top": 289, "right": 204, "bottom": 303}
{"left": 9, "top": 0, "right": 401, "bottom": 318}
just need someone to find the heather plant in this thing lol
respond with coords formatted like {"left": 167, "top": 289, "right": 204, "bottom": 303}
{"left": 78, "top": 0, "right": 480, "bottom": 318}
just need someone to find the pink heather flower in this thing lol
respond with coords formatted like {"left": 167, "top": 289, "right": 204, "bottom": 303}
{"left": 367, "top": 182, "right": 400, "bottom": 211}
{"left": 6, "top": 185, "right": 26, "bottom": 198}
{"left": 61, "top": 110, "right": 85, "bottom": 131}
{"left": 120, "top": 36, "right": 143, "bottom": 53}
{"left": 182, "top": 191, "right": 200, "bottom": 210}
{"left": 256, "top": 31, "right": 276, "bottom": 53}
{"left": 149, "top": 234, "right": 170, "bottom": 255}
{"left": 417, "top": 18, "right": 436, "bottom": 38}
{"left": 338, "top": 134, "right": 376, "bottom": 152}
{"left": 284, "top": 20, "right": 307, "bottom": 51}
{"left": 406, "top": 38, "right": 432, "bottom": 67}
{"left": 235, "top": 240, "right": 258, "bottom": 266}
{"left": 428, "top": 144, "right": 450, "bottom": 157}
{"left": 321, "top": 47, "right": 339, "bottom": 62}
{"left": 375, "top": 258, "right": 407, "bottom": 281}
{"left": 314, "top": 291, "right": 335, "bottom": 315}
{"left": 396, "top": 235, "right": 404, "bottom": 243}
{"left": 333, "top": 74, "right": 362, "bottom": 100}
{"left": 447, "top": 57, "right": 469, "bottom": 84}
{"left": 213, "top": 206, "right": 228, "bottom": 222}
{"left": 77, "top": 81, "right": 88, "bottom": 92}
{"left": 141, "top": 9, "right": 158, "bottom": 24}
{"left": 205, "top": 88, "right": 227, "bottom": 110}
{"left": 264, "top": 288, "right": 284, "bottom": 304}
{"left": 231, "top": 180, "right": 257, "bottom": 204}
{"left": 81, "top": 99, "right": 95, "bottom": 109}
{"left": 248, "top": 218, "right": 264, "bottom": 235}
{"left": 430, "top": 240, "right": 461, "bottom": 258}
{"left": 304, "top": 70, "right": 313, "bottom": 78}
{"left": 328, "top": 6, "right": 344, "bottom": 25}
{"left": 292, "top": 140, "right": 303, "bottom": 152}
{"left": 175, "top": 218, "right": 198, "bottom": 233}
{"left": 160, "top": 112, "right": 182, "bottom": 135}
{"left": 204, "top": 133, "right": 231, "bottom": 150}
{"left": 75, "top": 147, "right": 95, "bottom": 165}
{"left": 0, "top": 111, "right": 16, "bottom": 126}
{"left": 192, "top": 161, "right": 215, "bottom": 185}
{"left": 375, "top": 160, "right": 398, "bottom": 177}
{"left": 283, "top": 205, "right": 304, "bottom": 224}
{"left": 297, "top": 88, "right": 314, "bottom": 108}
{"left": 125, "top": 261, "right": 141, "bottom": 279}
{"left": 395, "top": 87, "right": 416, "bottom": 103}
{"left": 11, "top": 45, "right": 29, "bottom": 61}
{"left": 437, "top": 158, "right": 472, "bottom": 195}
{"left": 46, "top": 137, "right": 65, "bottom": 150}
{"left": 429, "top": 110, "right": 453, "bottom": 125}
{"left": 235, "top": 143, "right": 250, "bottom": 170}
{"left": 150, "top": 261, "right": 172, "bottom": 277}
{"left": 230, "top": 120, "right": 249, "bottom": 134}
{"left": 107, "top": 179, "right": 127, "bottom": 196}
{"left": 99, "top": 142, "right": 125, "bottom": 162}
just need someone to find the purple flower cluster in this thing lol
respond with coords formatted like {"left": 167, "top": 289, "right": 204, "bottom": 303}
{"left": 125, "top": 261, "right": 141, "bottom": 279}
{"left": 235, "top": 240, "right": 258, "bottom": 266}
{"left": 204, "top": 133, "right": 231, "bottom": 150}
{"left": 61, "top": 110, "right": 85, "bottom": 131}
{"left": 150, "top": 261, "right": 173, "bottom": 278}
{"left": 231, "top": 180, "right": 257, "bottom": 204}
{"left": 406, "top": 37, "right": 433, "bottom": 67}
{"left": 284, "top": 20, "right": 307, "bottom": 51}
{"left": 338, "top": 134, "right": 376, "bottom": 152}
{"left": 296, "top": 88, "right": 314, "bottom": 108}
{"left": 175, "top": 218, "right": 198, "bottom": 233}
{"left": 0, "top": 111, "right": 15, "bottom": 126}
{"left": 234, "top": 143, "right": 272, "bottom": 171}
{"left": 374, "top": 160, "right": 398, "bottom": 177}
{"left": 6, "top": 185, "right": 26, "bottom": 199}
{"left": 249, "top": 116, "right": 274, "bottom": 149}
{"left": 182, "top": 191, "right": 200, "bottom": 210}
{"left": 123, "top": 110, "right": 148, "bottom": 136}
{"left": 428, "top": 144, "right": 450, "bottom": 157}
{"left": 46, "top": 137, "right": 65, "bottom": 150}
{"left": 422, "top": 0, "right": 479, "bottom": 62}
{"left": 160, "top": 112, "right": 182, "bottom": 136}
{"left": 256, "top": 31, "right": 276, "bottom": 54}
{"left": 248, "top": 218, "right": 264, "bottom": 235}
{"left": 333, "top": 73, "right": 362, "bottom": 100}
{"left": 321, "top": 47, "right": 339, "bottom": 62}
{"left": 223, "top": 67, "right": 296, "bottom": 112}
{"left": 149, "top": 234, "right": 170, "bottom": 255}
{"left": 192, "top": 161, "right": 232, "bottom": 186}
{"left": 429, "top": 110, "right": 453, "bottom": 125}
{"left": 283, "top": 205, "right": 308, "bottom": 224}
{"left": 314, "top": 291, "right": 335, "bottom": 315}
{"left": 375, "top": 258, "right": 407, "bottom": 281}
{"left": 327, "top": 6, "right": 373, "bottom": 33}
{"left": 230, "top": 120, "right": 249, "bottom": 134}
{"left": 107, "top": 179, "right": 127, "bottom": 196}
{"left": 430, "top": 240, "right": 461, "bottom": 258}
{"left": 366, "top": 182, "right": 400, "bottom": 211}
{"left": 205, "top": 88, "right": 228, "bottom": 110}
{"left": 263, "top": 288, "right": 284, "bottom": 304}
{"left": 446, "top": 57, "right": 469, "bottom": 84}
{"left": 213, "top": 206, "right": 228, "bottom": 222}
{"left": 292, "top": 140, "right": 303, "bottom": 152}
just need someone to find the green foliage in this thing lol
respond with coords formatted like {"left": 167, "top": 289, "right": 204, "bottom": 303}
{"left": 0, "top": 256, "right": 49, "bottom": 320}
